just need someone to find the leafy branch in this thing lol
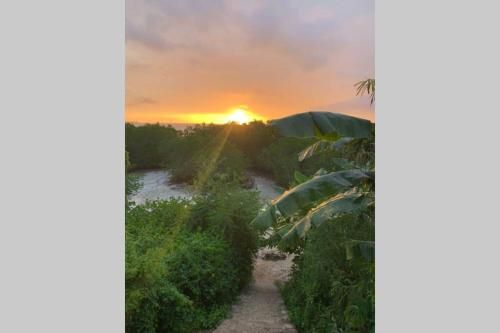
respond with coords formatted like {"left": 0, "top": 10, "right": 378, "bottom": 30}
{"left": 354, "top": 78, "right": 375, "bottom": 105}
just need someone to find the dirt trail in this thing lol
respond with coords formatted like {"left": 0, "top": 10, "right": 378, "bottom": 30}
{"left": 211, "top": 248, "right": 297, "bottom": 333}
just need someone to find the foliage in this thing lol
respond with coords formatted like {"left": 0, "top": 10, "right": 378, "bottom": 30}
{"left": 298, "top": 137, "right": 355, "bottom": 162}
{"left": 125, "top": 188, "right": 259, "bottom": 332}
{"left": 126, "top": 199, "right": 192, "bottom": 332}
{"left": 252, "top": 110, "right": 375, "bottom": 248}
{"left": 270, "top": 111, "right": 373, "bottom": 139}
{"left": 189, "top": 182, "right": 260, "bottom": 288}
{"left": 298, "top": 137, "right": 375, "bottom": 172}
{"left": 354, "top": 78, "right": 375, "bottom": 105}
{"left": 248, "top": 111, "right": 376, "bottom": 332}
{"left": 227, "top": 120, "right": 278, "bottom": 168}
{"left": 165, "top": 124, "right": 258, "bottom": 188}
{"left": 281, "top": 188, "right": 374, "bottom": 246}
{"left": 125, "top": 153, "right": 140, "bottom": 194}
{"left": 283, "top": 213, "right": 375, "bottom": 333}
{"left": 255, "top": 136, "right": 316, "bottom": 187}
{"left": 125, "top": 120, "right": 352, "bottom": 189}
{"left": 125, "top": 151, "right": 141, "bottom": 209}
{"left": 163, "top": 232, "right": 239, "bottom": 329}
{"left": 125, "top": 123, "right": 179, "bottom": 170}
{"left": 172, "top": 139, "right": 247, "bottom": 188}
{"left": 252, "top": 170, "right": 372, "bottom": 232}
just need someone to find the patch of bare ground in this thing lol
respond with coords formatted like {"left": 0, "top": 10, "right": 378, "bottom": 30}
{"left": 209, "top": 248, "right": 297, "bottom": 333}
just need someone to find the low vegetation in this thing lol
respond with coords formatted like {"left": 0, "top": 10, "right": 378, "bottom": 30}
{"left": 126, "top": 182, "right": 259, "bottom": 332}
{"left": 283, "top": 214, "right": 375, "bottom": 332}
{"left": 125, "top": 120, "right": 324, "bottom": 188}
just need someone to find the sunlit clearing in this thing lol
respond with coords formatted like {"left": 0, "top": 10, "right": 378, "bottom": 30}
{"left": 227, "top": 108, "right": 252, "bottom": 124}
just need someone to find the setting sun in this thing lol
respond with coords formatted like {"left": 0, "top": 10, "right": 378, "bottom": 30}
{"left": 227, "top": 108, "right": 252, "bottom": 124}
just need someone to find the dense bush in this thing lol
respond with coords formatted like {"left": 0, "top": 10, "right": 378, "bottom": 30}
{"left": 126, "top": 200, "right": 189, "bottom": 331}
{"left": 125, "top": 151, "right": 141, "bottom": 206}
{"left": 126, "top": 184, "right": 260, "bottom": 332}
{"left": 164, "top": 232, "right": 239, "bottom": 329}
{"left": 282, "top": 213, "right": 375, "bottom": 333}
{"left": 227, "top": 121, "right": 278, "bottom": 167}
{"left": 125, "top": 123, "right": 179, "bottom": 170}
{"left": 255, "top": 137, "right": 315, "bottom": 187}
{"left": 189, "top": 183, "right": 260, "bottom": 288}
{"left": 170, "top": 139, "right": 248, "bottom": 188}
{"left": 125, "top": 122, "right": 310, "bottom": 187}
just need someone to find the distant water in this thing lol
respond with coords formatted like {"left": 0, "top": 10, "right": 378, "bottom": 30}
{"left": 130, "top": 122, "right": 265, "bottom": 130}
{"left": 129, "top": 170, "right": 192, "bottom": 205}
{"left": 249, "top": 171, "right": 283, "bottom": 203}
{"left": 128, "top": 122, "right": 194, "bottom": 130}
{"left": 169, "top": 123, "right": 192, "bottom": 130}
{"left": 129, "top": 169, "right": 283, "bottom": 205}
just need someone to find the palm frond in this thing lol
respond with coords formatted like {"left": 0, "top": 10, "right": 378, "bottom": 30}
{"left": 354, "top": 79, "right": 375, "bottom": 105}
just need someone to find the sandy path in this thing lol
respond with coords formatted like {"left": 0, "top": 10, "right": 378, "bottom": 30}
{"left": 211, "top": 248, "right": 297, "bottom": 333}
{"left": 210, "top": 178, "right": 297, "bottom": 332}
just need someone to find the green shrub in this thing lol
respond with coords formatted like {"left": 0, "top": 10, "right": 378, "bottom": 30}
{"left": 126, "top": 200, "right": 191, "bottom": 332}
{"left": 282, "top": 213, "right": 374, "bottom": 333}
{"left": 189, "top": 183, "right": 260, "bottom": 289}
{"left": 125, "top": 151, "right": 141, "bottom": 210}
{"left": 168, "top": 126, "right": 248, "bottom": 186}
{"left": 227, "top": 120, "right": 278, "bottom": 168}
{"left": 126, "top": 231, "right": 237, "bottom": 332}
{"left": 126, "top": 280, "right": 194, "bottom": 333}
{"left": 255, "top": 137, "right": 315, "bottom": 187}
{"left": 164, "top": 232, "right": 238, "bottom": 329}
{"left": 126, "top": 192, "right": 259, "bottom": 332}
{"left": 125, "top": 123, "right": 179, "bottom": 170}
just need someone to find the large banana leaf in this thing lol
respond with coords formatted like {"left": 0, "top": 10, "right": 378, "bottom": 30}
{"left": 271, "top": 112, "right": 373, "bottom": 139}
{"left": 282, "top": 190, "right": 373, "bottom": 241}
{"left": 298, "top": 137, "right": 355, "bottom": 162}
{"left": 251, "top": 169, "right": 372, "bottom": 229}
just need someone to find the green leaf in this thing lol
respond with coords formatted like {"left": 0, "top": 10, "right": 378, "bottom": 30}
{"left": 354, "top": 78, "right": 375, "bottom": 105}
{"left": 251, "top": 205, "right": 277, "bottom": 230}
{"left": 282, "top": 190, "right": 372, "bottom": 241}
{"left": 251, "top": 170, "right": 372, "bottom": 230}
{"left": 271, "top": 112, "right": 373, "bottom": 139}
{"left": 332, "top": 157, "right": 356, "bottom": 170}
{"left": 293, "top": 170, "right": 310, "bottom": 184}
{"left": 298, "top": 137, "right": 355, "bottom": 162}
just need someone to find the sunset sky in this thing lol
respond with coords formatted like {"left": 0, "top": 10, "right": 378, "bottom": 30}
{"left": 126, "top": 0, "right": 374, "bottom": 124}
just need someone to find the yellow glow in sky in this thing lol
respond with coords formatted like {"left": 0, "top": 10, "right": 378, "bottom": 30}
{"left": 228, "top": 109, "right": 251, "bottom": 124}
{"left": 181, "top": 106, "right": 265, "bottom": 124}
{"left": 227, "top": 106, "right": 261, "bottom": 124}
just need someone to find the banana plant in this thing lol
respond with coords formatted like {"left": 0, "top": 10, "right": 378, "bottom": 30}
{"left": 251, "top": 112, "right": 375, "bottom": 260}
{"left": 252, "top": 169, "right": 372, "bottom": 230}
